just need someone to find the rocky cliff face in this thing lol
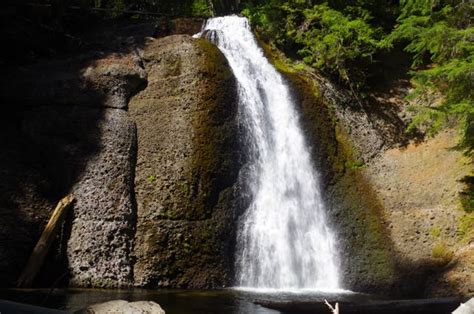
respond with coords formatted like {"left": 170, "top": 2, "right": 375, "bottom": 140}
{"left": 0, "top": 24, "right": 241, "bottom": 289}
{"left": 0, "top": 19, "right": 154, "bottom": 287}
{"left": 364, "top": 130, "right": 473, "bottom": 296}
{"left": 130, "top": 35, "right": 240, "bottom": 288}
{"left": 0, "top": 45, "right": 146, "bottom": 287}
{"left": 0, "top": 19, "right": 471, "bottom": 297}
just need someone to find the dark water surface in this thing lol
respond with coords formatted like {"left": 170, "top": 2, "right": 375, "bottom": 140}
{"left": 0, "top": 288, "right": 372, "bottom": 313}
{"left": 0, "top": 288, "right": 463, "bottom": 313}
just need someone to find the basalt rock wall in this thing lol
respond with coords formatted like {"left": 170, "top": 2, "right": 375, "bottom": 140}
{"left": 130, "top": 35, "right": 241, "bottom": 288}
{"left": 0, "top": 26, "right": 242, "bottom": 289}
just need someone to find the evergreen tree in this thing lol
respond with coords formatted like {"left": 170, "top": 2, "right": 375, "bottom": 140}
{"left": 386, "top": 0, "right": 473, "bottom": 153}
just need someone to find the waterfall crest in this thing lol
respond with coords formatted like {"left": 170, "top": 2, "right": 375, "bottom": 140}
{"left": 199, "top": 15, "right": 341, "bottom": 290}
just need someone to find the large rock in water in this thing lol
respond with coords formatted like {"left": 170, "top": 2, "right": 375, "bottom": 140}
{"left": 130, "top": 35, "right": 241, "bottom": 288}
{"left": 79, "top": 300, "right": 165, "bottom": 314}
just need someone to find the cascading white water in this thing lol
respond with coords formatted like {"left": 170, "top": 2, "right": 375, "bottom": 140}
{"left": 199, "top": 16, "right": 341, "bottom": 290}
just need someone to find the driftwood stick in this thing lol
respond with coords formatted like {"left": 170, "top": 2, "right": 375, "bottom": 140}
{"left": 324, "top": 299, "right": 340, "bottom": 314}
{"left": 17, "top": 194, "right": 74, "bottom": 288}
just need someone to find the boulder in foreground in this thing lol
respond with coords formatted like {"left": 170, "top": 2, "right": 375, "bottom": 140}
{"left": 78, "top": 300, "right": 165, "bottom": 314}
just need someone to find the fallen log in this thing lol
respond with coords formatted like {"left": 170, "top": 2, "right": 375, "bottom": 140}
{"left": 17, "top": 194, "right": 75, "bottom": 288}
{"left": 255, "top": 297, "right": 466, "bottom": 314}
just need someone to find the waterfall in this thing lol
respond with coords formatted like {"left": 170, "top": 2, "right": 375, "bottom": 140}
{"left": 199, "top": 16, "right": 341, "bottom": 290}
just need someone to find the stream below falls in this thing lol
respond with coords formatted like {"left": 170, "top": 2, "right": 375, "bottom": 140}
{"left": 0, "top": 289, "right": 464, "bottom": 314}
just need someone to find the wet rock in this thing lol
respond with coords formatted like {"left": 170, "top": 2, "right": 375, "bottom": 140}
{"left": 274, "top": 55, "right": 473, "bottom": 296}
{"left": 268, "top": 49, "right": 472, "bottom": 296}
{"left": 273, "top": 63, "right": 400, "bottom": 294}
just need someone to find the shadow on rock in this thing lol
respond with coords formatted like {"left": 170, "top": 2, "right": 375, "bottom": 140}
{"left": 0, "top": 10, "right": 152, "bottom": 288}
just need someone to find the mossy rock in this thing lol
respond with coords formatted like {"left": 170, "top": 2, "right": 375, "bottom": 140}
{"left": 130, "top": 35, "right": 240, "bottom": 288}
{"left": 259, "top": 40, "right": 401, "bottom": 294}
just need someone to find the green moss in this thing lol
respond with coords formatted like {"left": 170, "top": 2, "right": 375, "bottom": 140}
{"left": 345, "top": 160, "right": 365, "bottom": 170}
{"left": 157, "top": 210, "right": 178, "bottom": 220}
{"left": 457, "top": 213, "right": 474, "bottom": 242}
{"left": 180, "top": 182, "right": 190, "bottom": 195}
{"left": 340, "top": 168, "right": 397, "bottom": 282}
{"left": 194, "top": 39, "right": 233, "bottom": 80}
{"left": 147, "top": 175, "right": 156, "bottom": 183}
{"left": 459, "top": 175, "right": 474, "bottom": 213}
{"left": 258, "top": 39, "right": 304, "bottom": 75}
{"left": 166, "top": 57, "right": 182, "bottom": 77}
{"left": 293, "top": 63, "right": 306, "bottom": 71}
{"left": 429, "top": 226, "right": 442, "bottom": 238}
{"left": 431, "top": 242, "right": 454, "bottom": 265}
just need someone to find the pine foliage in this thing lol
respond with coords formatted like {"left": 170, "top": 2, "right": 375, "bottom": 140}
{"left": 243, "top": 0, "right": 473, "bottom": 153}
{"left": 386, "top": 0, "right": 473, "bottom": 153}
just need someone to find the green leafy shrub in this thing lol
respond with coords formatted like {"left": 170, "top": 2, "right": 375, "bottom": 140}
{"left": 192, "top": 0, "right": 213, "bottom": 17}
{"left": 295, "top": 4, "right": 384, "bottom": 88}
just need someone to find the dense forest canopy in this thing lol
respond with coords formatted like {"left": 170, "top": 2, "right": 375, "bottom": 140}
{"left": 241, "top": 0, "right": 473, "bottom": 155}
{"left": 7, "top": 0, "right": 473, "bottom": 153}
